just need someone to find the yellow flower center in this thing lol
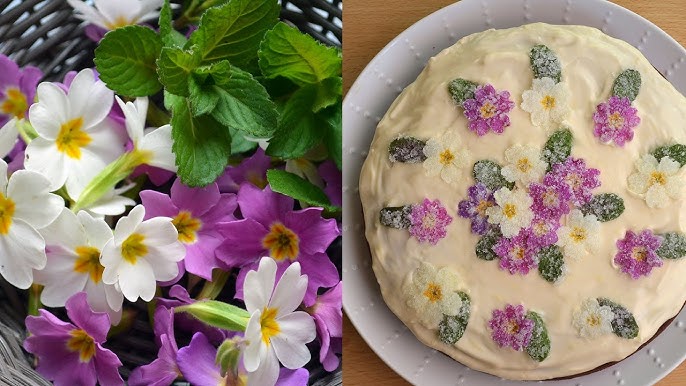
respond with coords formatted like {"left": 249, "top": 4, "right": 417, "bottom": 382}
{"left": 172, "top": 211, "right": 202, "bottom": 244}
{"left": 631, "top": 246, "right": 648, "bottom": 262}
{"left": 0, "top": 193, "right": 15, "bottom": 235}
{"left": 439, "top": 149, "right": 455, "bottom": 166}
{"left": 262, "top": 222, "right": 299, "bottom": 261}
{"left": 104, "top": 15, "right": 133, "bottom": 30}
{"left": 608, "top": 112, "right": 625, "bottom": 129}
{"left": 512, "top": 246, "right": 525, "bottom": 260}
{"left": 565, "top": 173, "right": 582, "bottom": 189}
{"left": 260, "top": 307, "right": 280, "bottom": 345}
{"left": 516, "top": 158, "right": 532, "bottom": 173}
{"left": 476, "top": 200, "right": 494, "bottom": 216}
{"left": 479, "top": 102, "right": 497, "bottom": 119}
{"left": 542, "top": 191, "right": 558, "bottom": 207}
{"left": 56, "top": 117, "right": 92, "bottom": 159}
{"left": 1, "top": 88, "right": 28, "bottom": 119}
{"left": 66, "top": 329, "right": 96, "bottom": 363}
{"left": 540, "top": 95, "right": 556, "bottom": 110}
{"left": 533, "top": 221, "right": 548, "bottom": 236}
{"left": 423, "top": 283, "right": 442, "bottom": 303}
{"left": 73, "top": 246, "right": 104, "bottom": 283}
{"left": 503, "top": 203, "right": 517, "bottom": 219}
{"left": 570, "top": 227, "right": 587, "bottom": 242}
{"left": 506, "top": 320, "right": 520, "bottom": 334}
{"left": 650, "top": 171, "right": 667, "bottom": 186}
{"left": 121, "top": 233, "right": 147, "bottom": 264}
{"left": 421, "top": 213, "right": 437, "bottom": 229}
{"left": 586, "top": 314, "right": 601, "bottom": 327}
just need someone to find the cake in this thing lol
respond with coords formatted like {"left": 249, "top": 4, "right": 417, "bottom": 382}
{"left": 358, "top": 23, "right": 686, "bottom": 380}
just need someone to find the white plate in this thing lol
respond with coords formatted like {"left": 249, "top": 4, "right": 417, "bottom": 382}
{"left": 342, "top": 0, "right": 686, "bottom": 385}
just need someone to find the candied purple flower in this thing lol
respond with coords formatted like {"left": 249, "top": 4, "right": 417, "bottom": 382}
{"left": 462, "top": 84, "right": 515, "bottom": 136}
{"left": 488, "top": 304, "right": 534, "bottom": 351}
{"left": 593, "top": 96, "right": 640, "bottom": 147}
{"left": 216, "top": 183, "right": 339, "bottom": 305}
{"left": 614, "top": 230, "right": 663, "bottom": 279}
{"left": 409, "top": 198, "right": 453, "bottom": 244}
{"left": 129, "top": 307, "right": 180, "bottom": 386}
{"left": 0, "top": 54, "right": 42, "bottom": 126}
{"left": 494, "top": 232, "right": 539, "bottom": 275}
{"left": 544, "top": 157, "right": 601, "bottom": 207}
{"left": 524, "top": 215, "right": 560, "bottom": 249}
{"left": 458, "top": 183, "right": 495, "bottom": 235}
{"left": 23, "top": 292, "right": 124, "bottom": 386}
{"left": 529, "top": 182, "right": 571, "bottom": 220}
{"left": 307, "top": 282, "right": 342, "bottom": 371}
{"left": 319, "top": 160, "right": 342, "bottom": 207}
{"left": 217, "top": 148, "right": 271, "bottom": 193}
{"left": 140, "top": 178, "right": 237, "bottom": 280}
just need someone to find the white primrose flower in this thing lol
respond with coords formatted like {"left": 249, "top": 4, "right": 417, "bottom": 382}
{"left": 0, "top": 159, "right": 63, "bottom": 289}
{"left": 243, "top": 257, "right": 316, "bottom": 386}
{"left": 556, "top": 209, "right": 600, "bottom": 260}
{"left": 24, "top": 68, "right": 128, "bottom": 199}
{"left": 627, "top": 154, "right": 683, "bottom": 209}
{"left": 572, "top": 298, "right": 614, "bottom": 339}
{"left": 67, "top": 0, "right": 164, "bottom": 31}
{"left": 101, "top": 205, "right": 185, "bottom": 302}
{"left": 422, "top": 132, "right": 470, "bottom": 186}
{"left": 34, "top": 208, "right": 124, "bottom": 324}
{"left": 485, "top": 187, "right": 534, "bottom": 238}
{"left": 0, "top": 118, "right": 19, "bottom": 158}
{"left": 501, "top": 144, "right": 547, "bottom": 186}
{"left": 402, "top": 261, "right": 462, "bottom": 328}
{"left": 520, "top": 77, "right": 570, "bottom": 130}
{"left": 82, "top": 183, "right": 137, "bottom": 218}
{"left": 116, "top": 96, "right": 177, "bottom": 173}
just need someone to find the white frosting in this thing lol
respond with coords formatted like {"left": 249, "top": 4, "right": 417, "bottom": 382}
{"left": 359, "top": 23, "right": 686, "bottom": 380}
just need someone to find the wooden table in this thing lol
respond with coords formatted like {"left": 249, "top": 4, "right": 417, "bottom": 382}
{"left": 342, "top": 1, "right": 686, "bottom": 385}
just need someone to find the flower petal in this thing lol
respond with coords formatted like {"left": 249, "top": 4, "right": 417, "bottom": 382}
{"left": 177, "top": 333, "right": 223, "bottom": 386}
{"left": 30, "top": 83, "right": 68, "bottom": 138}
{"left": 270, "top": 312, "right": 315, "bottom": 369}
{"left": 247, "top": 342, "right": 279, "bottom": 386}
{"left": 170, "top": 178, "right": 220, "bottom": 217}
{"left": 284, "top": 208, "right": 339, "bottom": 256}
{"left": 119, "top": 258, "right": 157, "bottom": 302}
{"left": 139, "top": 125, "right": 177, "bottom": 172}
{"left": 137, "top": 217, "right": 178, "bottom": 245}
{"left": 113, "top": 205, "right": 145, "bottom": 244}
{"left": 8, "top": 170, "right": 63, "bottom": 229}
{"left": 270, "top": 262, "right": 307, "bottom": 317}
{"left": 215, "top": 218, "right": 269, "bottom": 267}
{"left": 116, "top": 96, "right": 145, "bottom": 144}
{"left": 0, "top": 219, "right": 46, "bottom": 288}
{"left": 139, "top": 190, "right": 178, "bottom": 219}
{"left": 65, "top": 292, "right": 110, "bottom": 342}
{"left": 243, "top": 312, "right": 263, "bottom": 372}
{"left": 238, "top": 184, "right": 293, "bottom": 227}
{"left": 0, "top": 119, "right": 19, "bottom": 158}
{"left": 94, "top": 345, "right": 124, "bottom": 386}
{"left": 244, "top": 256, "right": 277, "bottom": 313}
{"left": 67, "top": 0, "right": 110, "bottom": 29}
{"left": 69, "top": 69, "right": 114, "bottom": 129}
{"left": 40, "top": 269, "right": 88, "bottom": 308}
{"left": 24, "top": 138, "right": 68, "bottom": 192}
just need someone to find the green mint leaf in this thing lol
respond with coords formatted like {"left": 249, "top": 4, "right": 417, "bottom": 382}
{"left": 187, "top": 61, "right": 233, "bottom": 116}
{"left": 612, "top": 69, "right": 641, "bottom": 102}
{"left": 525, "top": 311, "right": 551, "bottom": 362}
{"left": 580, "top": 193, "right": 625, "bottom": 222}
{"left": 157, "top": 47, "right": 201, "bottom": 96}
{"left": 170, "top": 97, "right": 231, "bottom": 187}
{"left": 313, "top": 77, "right": 342, "bottom": 113}
{"left": 597, "top": 298, "right": 639, "bottom": 339}
{"left": 438, "top": 292, "right": 471, "bottom": 345}
{"left": 537, "top": 245, "right": 565, "bottom": 283}
{"left": 542, "top": 128, "right": 572, "bottom": 172}
{"left": 448, "top": 78, "right": 478, "bottom": 106}
{"left": 189, "top": 0, "right": 279, "bottom": 67}
{"left": 388, "top": 137, "right": 427, "bottom": 164}
{"left": 475, "top": 228, "right": 501, "bottom": 261}
{"left": 266, "top": 169, "right": 339, "bottom": 212}
{"left": 176, "top": 300, "right": 250, "bottom": 331}
{"left": 652, "top": 144, "right": 686, "bottom": 167}
{"left": 159, "top": 0, "right": 186, "bottom": 48}
{"left": 258, "top": 22, "right": 342, "bottom": 86}
{"left": 229, "top": 126, "right": 258, "bottom": 155}
{"left": 530, "top": 45, "right": 562, "bottom": 83}
{"left": 94, "top": 25, "right": 163, "bottom": 97}
{"left": 379, "top": 205, "right": 412, "bottom": 229}
{"left": 472, "top": 160, "right": 514, "bottom": 191}
{"left": 322, "top": 103, "right": 342, "bottom": 169}
{"left": 266, "top": 85, "right": 320, "bottom": 159}
{"left": 656, "top": 232, "right": 686, "bottom": 260}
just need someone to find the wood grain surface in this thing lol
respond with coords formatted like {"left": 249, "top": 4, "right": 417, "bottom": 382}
{"left": 342, "top": 1, "right": 686, "bottom": 385}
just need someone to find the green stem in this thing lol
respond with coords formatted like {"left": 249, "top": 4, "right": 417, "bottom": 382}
{"left": 147, "top": 102, "right": 171, "bottom": 128}
{"left": 16, "top": 119, "right": 37, "bottom": 144}
{"left": 197, "top": 269, "right": 231, "bottom": 300}
{"left": 28, "top": 284, "right": 43, "bottom": 316}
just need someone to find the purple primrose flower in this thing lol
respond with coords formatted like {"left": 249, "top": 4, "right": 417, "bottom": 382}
{"left": 488, "top": 304, "right": 534, "bottom": 351}
{"left": 614, "top": 229, "right": 663, "bottom": 279}
{"left": 462, "top": 84, "right": 515, "bottom": 136}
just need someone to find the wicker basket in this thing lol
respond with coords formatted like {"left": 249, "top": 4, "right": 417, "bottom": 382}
{"left": 0, "top": 1, "right": 342, "bottom": 385}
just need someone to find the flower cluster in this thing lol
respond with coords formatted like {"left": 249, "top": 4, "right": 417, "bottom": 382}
{"left": 462, "top": 84, "right": 515, "bottom": 136}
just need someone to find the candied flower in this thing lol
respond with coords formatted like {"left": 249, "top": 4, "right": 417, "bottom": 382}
{"left": 614, "top": 229, "right": 663, "bottom": 279}
{"left": 129, "top": 307, "right": 180, "bottom": 386}
{"left": 306, "top": 282, "right": 342, "bottom": 371}
{"left": 556, "top": 209, "right": 600, "bottom": 260}
{"left": 524, "top": 215, "right": 560, "bottom": 249}
{"left": 217, "top": 148, "right": 271, "bottom": 193}
{"left": 422, "top": 132, "right": 470, "bottom": 185}
{"left": 572, "top": 298, "right": 614, "bottom": 338}
{"left": 68, "top": 0, "right": 163, "bottom": 32}
{"left": 593, "top": 96, "right": 640, "bottom": 146}
{"left": 544, "top": 157, "right": 601, "bottom": 207}
{"left": 409, "top": 198, "right": 453, "bottom": 244}
{"left": 23, "top": 292, "right": 124, "bottom": 386}
{"left": 485, "top": 187, "right": 534, "bottom": 238}
{"left": 627, "top": 154, "right": 683, "bottom": 209}
{"left": 402, "top": 262, "right": 463, "bottom": 328}
{"left": 521, "top": 77, "right": 570, "bottom": 130}
{"left": 494, "top": 231, "right": 539, "bottom": 275}
{"left": 529, "top": 181, "right": 571, "bottom": 219}
{"left": 488, "top": 304, "right": 534, "bottom": 351}
{"left": 458, "top": 183, "right": 496, "bottom": 235}
{"left": 0, "top": 54, "right": 42, "bottom": 126}
{"left": 462, "top": 84, "right": 515, "bottom": 136}
{"left": 501, "top": 144, "right": 547, "bottom": 186}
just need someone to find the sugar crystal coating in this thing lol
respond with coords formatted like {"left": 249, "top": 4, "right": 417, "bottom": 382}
{"left": 389, "top": 136, "right": 427, "bottom": 163}
{"left": 597, "top": 298, "right": 639, "bottom": 339}
{"left": 656, "top": 232, "right": 686, "bottom": 260}
{"left": 612, "top": 69, "right": 641, "bottom": 102}
{"left": 448, "top": 78, "right": 478, "bottom": 106}
{"left": 530, "top": 45, "right": 562, "bottom": 83}
{"left": 438, "top": 292, "right": 471, "bottom": 345}
{"left": 525, "top": 311, "right": 551, "bottom": 362}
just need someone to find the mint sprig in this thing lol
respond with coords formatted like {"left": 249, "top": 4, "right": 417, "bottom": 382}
{"left": 267, "top": 169, "right": 340, "bottom": 213}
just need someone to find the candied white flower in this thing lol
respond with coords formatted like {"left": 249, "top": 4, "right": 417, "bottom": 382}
{"left": 501, "top": 144, "right": 547, "bottom": 185}
{"left": 243, "top": 257, "right": 316, "bottom": 386}
{"left": 573, "top": 298, "right": 614, "bottom": 338}
{"left": 101, "top": 205, "right": 185, "bottom": 302}
{"left": 24, "top": 69, "right": 128, "bottom": 199}
{"left": 68, "top": 0, "right": 164, "bottom": 31}
{"left": 521, "top": 77, "right": 570, "bottom": 130}
{"left": 402, "top": 261, "right": 462, "bottom": 328}
{"left": 485, "top": 187, "right": 534, "bottom": 238}
{"left": 422, "top": 132, "right": 470, "bottom": 186}
{"left": 557, "top": 209, "right": 600, "bottom": 260}
{"left": 34, "top": 209, "right": 124, "bottom": 324}
{"left": 627, "top": 154, "right": 683, "bottom": 209}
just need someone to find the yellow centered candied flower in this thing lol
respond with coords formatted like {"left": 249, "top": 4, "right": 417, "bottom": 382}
{"left": 503, "top": 203, "right": 517, "bottom": 219}
{"left": 516, "top": 158, "right": 532, "bottom": 173}
{"left": 121, "top": 233, "right": 148, "bottom": 264}
{"left": 570, "top": 227, "right": 587, "bottom": 242}
{"left": 423, "top": 283, "right": 443, "bottom": 303}
{"left": 439, "top": 149, "right": 455, "bottom": 166}
{"left": 73, "top": 246, "right": 105, "bottom": 283}
{"left": 1, "top": 88, "right": 28, "bottom": 119}
{"left": 56, "top": 117, "right": 92, "bottom": 159}
{"left": 262, "top": 222, "right": 299, "bottom": 261}
{"left": 172, "top": 211, "right": 202, "bottom": 244}
{"left": 0, "top": 193, "right": 15, "bottom": 235}
{"left": 66, "top": 329, "right": 96, "bottom": 363}
{"left": 260, "top": 307, "right": 281, "bottom": 345}
{"left": 480, "top": 102, "right": 497, "bottom": 119}
{"left": 608, "top": 112, "right": 625, "bottom": 129}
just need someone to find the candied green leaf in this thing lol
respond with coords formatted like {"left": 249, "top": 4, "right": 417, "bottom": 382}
{"left": 157, "top": 47, "right": 201, "bottom": 96}
{"left": 438, "top": 292, "right": 471, "bottom": 345}
{"left": 189, "top": 0, "right": 279, "bottom": 66}
{"left": 652, "top": 144, "right": 686, "bottom": 167}
{"left": 170, "top": 97, "right": 231, "bottom": 187}
{"left": 525, "top": 311, "right": 551, "bottom": 362}
{"left": 656, "top": 232, "right": 686, "bottom": 260}
{"left": 448, "top": 78, "right": 478, "bottom": 106}
{"left": 94, "top": 25, "right": 163, "bottom": 97}
{"left": 597, "top": 298, "right": 639, "bottom": 339}
{"left": 530, "top": 45, "right": 562, "bottom": 83}
{"left": 542, "top": 128, "right": 572, "bottom": 171}
{"left": 475, "top": 228, "right": 501, "bottom": 261}
{"left": 612, "top": 69, "right": 641, "bottom": 102}
{"left": 322, "top": 103, "right": 342, "bottom": 169}
{"left": 259, "top": 22, "right": 341, "bottom": 86}
{"left": 472, "top": 160, "right": 514, "bottom": 191}
{"left": 389, "top": 137, "right": 427, "bottom": 164}
{"left": 159, "top": 0, "right": 186, "bottom": 48}
{"left": 266, "top": 169, "right": 339, "bottom": 212}
{"left": 580, "top": 193, "right": 625, "bottom": 222}
{"left": 379, "top": 205, "right": 412, "bottom": 229}
{"left": 537, "top": 245, "right": 565, "bottom": 283}
{"left": 176, "top": 300, "right": 250, "bottom": 331}
{"left": 266, "top": 85, "right": 320, "bottom": 159}
{"left": 313, "top": 77, "right": 342, "bottom": 113}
